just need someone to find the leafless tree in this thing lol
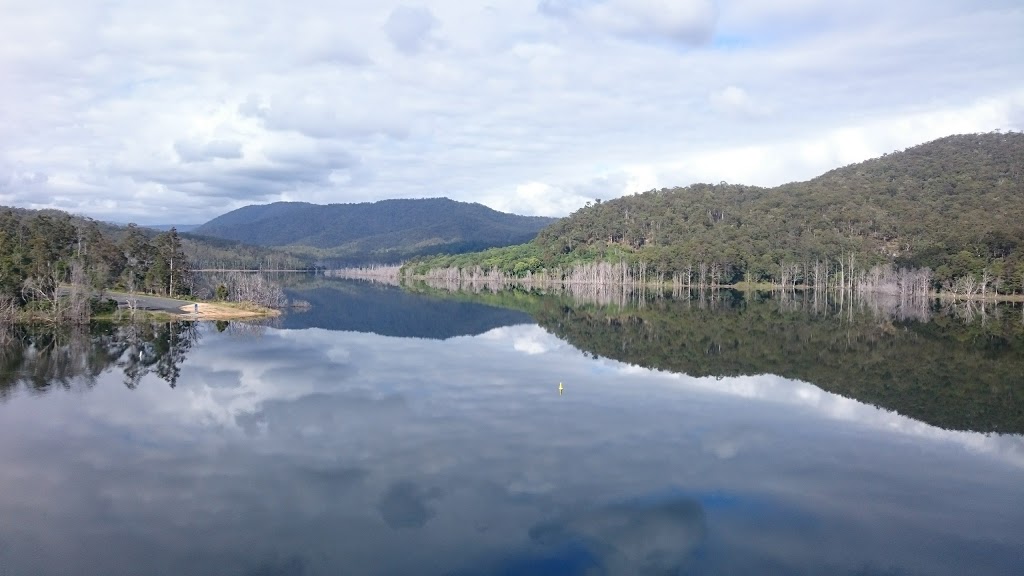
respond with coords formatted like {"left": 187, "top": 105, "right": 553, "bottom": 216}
{"left": 0, "top": 296, "right": 17, "bottom": 324}
{"left": 66, "top": 260, "right": 91, "bottom": 323}
{"left": 203, "top": 271, "right": 287, "bottom": 308}
{"left": 328, "top": 265, "right": 403, "bottom": 286}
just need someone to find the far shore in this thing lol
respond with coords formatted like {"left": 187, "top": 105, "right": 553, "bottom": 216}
{"left": 400, "top": 276, "right": 1024, "bottom": 304}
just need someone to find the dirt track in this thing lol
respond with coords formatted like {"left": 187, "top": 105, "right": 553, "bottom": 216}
{"left": 104, "top": 292, "right": 279, "bottom": 320}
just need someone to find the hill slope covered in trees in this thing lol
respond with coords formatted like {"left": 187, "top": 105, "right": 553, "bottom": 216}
{"left": 408, "top": 133, "right": 1024, "bottom": 294}
{"left": 193, "top": 198, "right": 556, "bottom": 265}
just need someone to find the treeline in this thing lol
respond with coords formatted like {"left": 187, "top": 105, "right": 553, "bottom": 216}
{"left": 408, "top": 257, "right": 936, "bottom": 307}
{"left": 407, "top": 132, "right": 1024, "bottom": 295}
{"left": 0, "top": 209, "right": 191, "bottom": 322}
{"left": 0, "top": 205, "right": 315, "bottom": 322}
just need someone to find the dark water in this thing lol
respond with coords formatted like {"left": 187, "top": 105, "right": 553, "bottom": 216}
{"left": 0, "top": 281, "right": 1022, "bottom": 575}
{"left": 278, "top": 279, "right": 532, "bottom": 338}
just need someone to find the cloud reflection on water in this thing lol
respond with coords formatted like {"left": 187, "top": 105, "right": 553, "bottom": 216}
{"left": 0, "top": 323, "right": 1021, "bottom": 575}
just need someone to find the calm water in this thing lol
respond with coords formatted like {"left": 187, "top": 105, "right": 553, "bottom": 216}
{"left": 0, "top": 280, "right": 1022, "bottom": 575}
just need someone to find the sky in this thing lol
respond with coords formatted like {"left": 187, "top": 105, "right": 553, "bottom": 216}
{"left": 1, "top": 1, "right": 1022, "bottom": 225}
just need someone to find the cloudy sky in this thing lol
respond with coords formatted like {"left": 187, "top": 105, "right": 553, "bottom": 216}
{"left": 1, "top": 0, "right": 1023, "bottom": 225}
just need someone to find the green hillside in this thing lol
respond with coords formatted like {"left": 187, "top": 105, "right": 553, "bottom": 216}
{"left": 193, "top": 198, "right": 557, "bottom": 265}
{"left": 408, "top": 133, "right": 1024, "bottom": 293}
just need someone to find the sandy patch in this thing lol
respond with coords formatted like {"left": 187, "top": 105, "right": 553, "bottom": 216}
{"left": 178, "top": 302, "right": 281, "bottom": 320}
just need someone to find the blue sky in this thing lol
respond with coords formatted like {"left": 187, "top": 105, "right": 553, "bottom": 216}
{"left": 1, "top": 0, "right": 1022, "bottom": 224}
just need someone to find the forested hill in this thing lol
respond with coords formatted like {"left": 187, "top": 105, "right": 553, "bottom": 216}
{"left": 0, "top": 205, "right": 307, "bottom": 306}
{"left": 193, "top": 198, "right": 557, "bottom": 265}
{"left": 411, "top": 132, "right": 1024, "bottom": 293}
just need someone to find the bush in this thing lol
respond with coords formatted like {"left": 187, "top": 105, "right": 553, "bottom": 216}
{"left": 90, "top": 298, "right": 119, "bottom": 315}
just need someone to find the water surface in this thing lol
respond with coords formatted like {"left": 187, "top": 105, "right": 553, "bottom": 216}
{"left": 0, "top": 282, "right": 1021, "bottom": 575}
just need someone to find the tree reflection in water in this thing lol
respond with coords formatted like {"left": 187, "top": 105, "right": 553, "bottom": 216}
{"left": 0, "top": 321, "right": 201, "bottom": 398}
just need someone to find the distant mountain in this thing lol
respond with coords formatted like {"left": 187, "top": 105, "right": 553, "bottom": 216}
{"left": 193, "top": 198, "right": 557, "bottom": 265}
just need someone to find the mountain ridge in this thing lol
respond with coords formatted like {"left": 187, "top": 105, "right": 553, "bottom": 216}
{"left": 193, "top": 197, "right": 557, "bottom": 265}
{"left": 192, "top": 194, "right": 561, "bottom": 264}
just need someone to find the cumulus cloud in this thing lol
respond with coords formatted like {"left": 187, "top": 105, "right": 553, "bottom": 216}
{"left": 0, "top": 0, "right": 1021, "bottom": 223}
{"left": 540, "top": 0, "right": 718, "bottom": 44}
{"left": 174, "top": 139, "right": 244, "bottom": 163}
{"left": 479, "top": 181, "right": 591, "bottom": 217}
{"left": 0, "top": 166, "right": 49, "bottom": 194}
{"left": 0, "top": 166, "right": 51, "bottom": 207}
{"left": 385, "top": 5, "right": 441, "bottom": 55}
{"left": 255, "top": 93, "right": 410, "bottom": 140}
{"left": 710, "top": 86, "right": 769, "bottom": 118}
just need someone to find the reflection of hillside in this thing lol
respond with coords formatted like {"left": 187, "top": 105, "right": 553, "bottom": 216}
{"left": 0, "top": 322, "right": 200, "bottom": 398}
{"left": 539, "top": 295, "right": 1024, "bottom": 434}
{"left": 281, "top": 278, "right": 533, "bottom": 339}
{"left": 412, "top": 286, "right": 1024, "bottom": 434}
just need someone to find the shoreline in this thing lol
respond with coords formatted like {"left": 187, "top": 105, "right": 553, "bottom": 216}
{"left": 174, "top": 301, "right": 282, "bottom": 320}
{"left": 403, "top": 276, "right": 1024, "bottom": 304}
{"left": 101, "top": 290, "right": 283, "bottom": 320}
{"left": 5, "top": 295, "right": 283, "bottom": 324}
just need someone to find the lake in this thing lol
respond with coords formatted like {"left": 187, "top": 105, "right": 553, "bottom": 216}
{"left": 1, "top": 278, "right": 1022, "bottom": 575}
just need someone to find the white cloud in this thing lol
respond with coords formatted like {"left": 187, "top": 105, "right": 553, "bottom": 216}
{"left": 385, "top": 5, "right": 441, "bottom": 55}
{"left": 0, "top": 0, "right": 1021, "bottom": 224}
{"left": 710, "top": 86, "right": 769, "bottom": 118}
{"left": 174, "top": 139, "right": 244, "bottom": 163}
{"left": 540, "top": 0, "right": 718, "bottom": 44}
{"left": 480, "top": 181, "right": 592, "bottom": 217}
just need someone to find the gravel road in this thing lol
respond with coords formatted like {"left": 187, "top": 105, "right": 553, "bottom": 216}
{"left": 103, "top": 291, "right": 196, "bottom": 316}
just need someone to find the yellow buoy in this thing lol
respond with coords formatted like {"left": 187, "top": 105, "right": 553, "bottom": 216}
{"left": 558, "top": 382, "right": 564, "bottom": 396}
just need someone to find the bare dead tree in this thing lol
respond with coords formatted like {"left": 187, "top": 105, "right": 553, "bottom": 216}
{"left": 66, "top": 260, "right": 91, "bottom": 324}
{"left": 328, "top": 265, "right": 403, "bottom": 286}
{"left": 205, "top": 272, "right": 287, "bottom": 308}
{"left": 0, "top": 296, "right": 17, "bottom": 324}
{"left": 710, "top": 262, "right": 722, "bottom": 287}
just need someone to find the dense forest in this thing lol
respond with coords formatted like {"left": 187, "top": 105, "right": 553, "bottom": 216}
{"left": 0, "top": 205, "right": 318, "bottom": 322}
{"left": 0, "top": 208, "right": 193, "bottom": 322}
{"left": 405, "top": 284, "right": 1024, "bottom": 434}
{"left": 181, "top": 232, "right": 310, "bottom": 271}
{"left": 408, "top": 133, "right": 1024, "bottom": 295}
{"left": 193, "top": 198, "right": 556, "bottom": 266}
